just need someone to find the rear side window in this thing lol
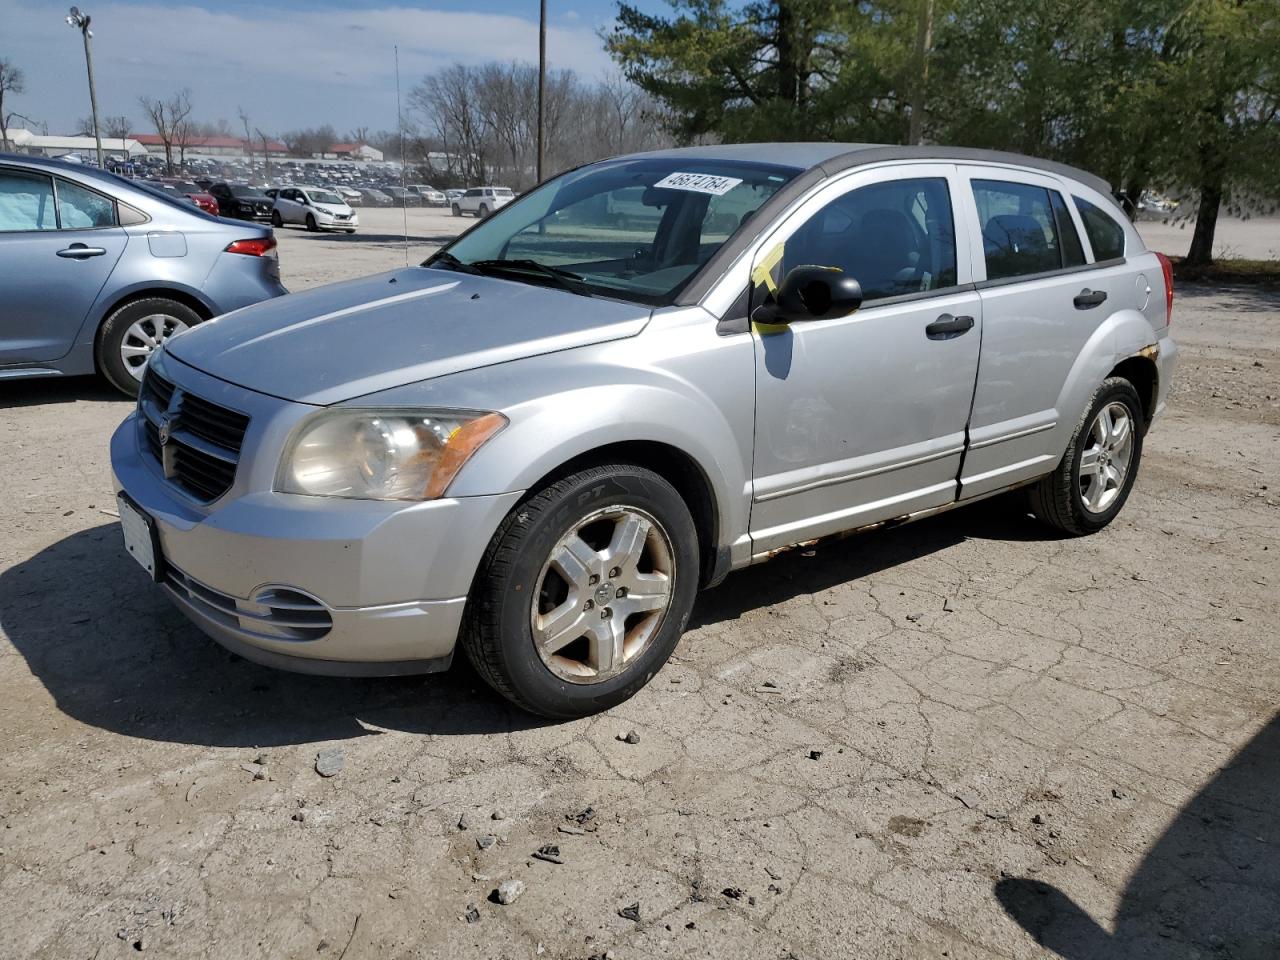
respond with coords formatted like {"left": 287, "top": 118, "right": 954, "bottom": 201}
{"left": 1050, "top": 192, "right": 1086, "bottom": 267}
{"left": 57, "top": 179, "right": 118, "bottom": 229}
{"left": 973, "top": 179, "right": 1079, "bottom": 280}
{"left": 0, "top": 170, "right": 57, "bottom": 231}
{"left": 774, "top": 177, "right": 958, "bottom": 302}
{"left": 1074, "top": 196, "right": 1126, "bottom": 261}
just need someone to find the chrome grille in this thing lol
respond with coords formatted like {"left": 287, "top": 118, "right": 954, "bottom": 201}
{"left": 164, "top": 563, "right": 332, "bottom": 642}
{"left": 138, "top": 368, "right": 250, "bottom": 503}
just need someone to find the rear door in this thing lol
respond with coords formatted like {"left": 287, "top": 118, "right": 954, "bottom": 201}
{"left": 748, "top": 163, "right": 983, "bottom": 555}
{"left": 0, "top": 168, "right": 128, "bottom": 365}
{"left": 955, "top": 166, "right": 1102, "bottom": 498}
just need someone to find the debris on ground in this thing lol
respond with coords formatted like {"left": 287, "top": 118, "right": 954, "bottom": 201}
{"left": 314, "top": 747, "right": 344, "bottom": 778}
{"left": 618, "top": 730, "right": 641, "bottom": 744}
{"left": 618, "top": 902, "right": 641, "bottom": 922}
{"left": 464, "top": 903, "right": 480, "bottom": 924}
{"left": 458, "top": 812, "right": 472, "bottom": 830}
{"left": 569, "top": 806, "right": 596, "bottom": 824}
{"left": 476, "top": 835, "right": 496, "bottom": 850}
{"left": 808, "top": 750, "right": 823, "bottom": 761}
{"left": 532, "top": 844, "right": 563, "bottom": 865}
{"left": 491, "top": 809, "right": 506, "bottom": 821}
{"left": 558, "top": 824, "right": 587, "bottom": 835}
{"left": 494, "top": 879, "right": 525, "bottom": 905}
{"left": 722, "top": 887, "right": 744, "bottom": 900}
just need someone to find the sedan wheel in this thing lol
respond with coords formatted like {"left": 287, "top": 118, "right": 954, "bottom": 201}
{"left": 271, "top": 210, "right": 283, "bottom": 228}
{"left": 96, "top": 297, "right": 203, "bottom": 397}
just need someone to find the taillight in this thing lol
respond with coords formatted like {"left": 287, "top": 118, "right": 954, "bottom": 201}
{"left": 225, "top": 237, "right": 277, "bottom": 257}
{"left": 1155, "top": 252, "right": 1174, "bottom": 324}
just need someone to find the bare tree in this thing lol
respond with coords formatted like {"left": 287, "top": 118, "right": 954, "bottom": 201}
{"left": 238, "top": 106, "right": 254, "bottom": 172}
{"left": 347, "top": 125, "right": 371, "bottom": 145}
{"left": 139, "top": 88, "right": 193, "bottom": 173}
{"left": 0, "top": 59, "right": 25, "bottom": 151}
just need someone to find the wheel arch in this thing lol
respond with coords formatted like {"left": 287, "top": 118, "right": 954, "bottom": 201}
{"left": 512, "top": 439, "right": 724, "bottom": 588}
{"left": 89, "top": 285, "right": 214, "bottom": 364}
{"left": 1107, "top": 353, "right": 1159, "bottom": 427}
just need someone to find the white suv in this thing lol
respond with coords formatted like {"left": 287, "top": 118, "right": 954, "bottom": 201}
{"left": 452, "top": 186, "right": 515, "bottom": 218}
{"left": 270, "top": 186, "right": 359, "bottom": 233}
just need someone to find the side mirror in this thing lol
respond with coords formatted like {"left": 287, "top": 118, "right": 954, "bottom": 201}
{"left": 753, "top": 265, "right": 863, "bottom": 324}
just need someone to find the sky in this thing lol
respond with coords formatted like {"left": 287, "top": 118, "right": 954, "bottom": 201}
{"left": 1, "top": 0, "right": 671, "bottom": 139}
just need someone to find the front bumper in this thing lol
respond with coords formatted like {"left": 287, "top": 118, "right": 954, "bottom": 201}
{"left": 110, "top": 403, "right": 522, "bottom": 675}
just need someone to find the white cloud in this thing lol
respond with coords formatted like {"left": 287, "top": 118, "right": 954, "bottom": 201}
{"left": 0, "top": 0, "right": 615, "bottom": 134}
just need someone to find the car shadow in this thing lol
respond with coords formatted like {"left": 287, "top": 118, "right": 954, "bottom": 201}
{"left": 690, "top": 495, "right": 1059, "bottom": 628}
{"left": 0, "top": 522, "right": 543, "bottom": 747}
{"left": 1, "top": 496, "right": 1053, "bottom": 748}
{"left": 995, "top": 713, "right": 1280, "bottom": 958}
{"left": 0, "top": 376, "right": 128, "bottom": 408}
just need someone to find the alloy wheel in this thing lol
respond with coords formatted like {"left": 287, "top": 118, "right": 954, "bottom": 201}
{"left": 530, "top": 506, "right": 675, "bottom": 684}
{"left": 120, "top": 314, "right": 189, "bottom": 382}
{"left": 1078, "top": 401, "right": 1134, "bottom": 513}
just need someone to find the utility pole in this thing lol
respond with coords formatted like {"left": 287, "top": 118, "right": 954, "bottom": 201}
{"left": 536, "top": 0, "right": 546, "bottom": 184}
{"left": 907, "top": 0, "right": 934, "bottom": 146}
{"left": 65, "top": 7, "right": 104, "bottom": 168}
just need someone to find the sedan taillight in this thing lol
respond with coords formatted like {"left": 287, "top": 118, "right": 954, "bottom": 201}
{"left": 225, "top": 237, "right": 277, "bottom": 257}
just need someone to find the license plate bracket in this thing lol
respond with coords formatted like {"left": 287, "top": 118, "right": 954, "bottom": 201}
{"left": 117, "top": 492, "right": 164, "bottom": 583}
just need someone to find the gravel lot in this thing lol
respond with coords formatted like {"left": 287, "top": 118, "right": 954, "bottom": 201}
{"left": 1, "top": 210, "right": 1278, "bottom": 960}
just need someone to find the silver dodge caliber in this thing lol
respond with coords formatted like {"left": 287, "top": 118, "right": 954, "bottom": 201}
{"left": 111, "top": 143, "right": 1178, "bottom": 718}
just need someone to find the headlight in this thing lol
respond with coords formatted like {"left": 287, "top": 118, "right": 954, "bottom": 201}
{"left": 277, "top": 409, "right": 506, "bottom": 501}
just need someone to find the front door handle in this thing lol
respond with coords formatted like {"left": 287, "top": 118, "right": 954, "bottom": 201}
{"left": 1074, "top": 288, "right": 1108, "bottom": 309}
{"left": 56, "top": 243, "right": 107, "bottom": 259}
{"left": 925, "top": 313, "right": 975, "bottom": 340}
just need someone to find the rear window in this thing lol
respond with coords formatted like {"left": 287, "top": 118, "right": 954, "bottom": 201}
{"left": 972, "top": 179, "right": 1079, "bottom": 280}
{"left": 1073, "top": 196, "right": 1126, "bottom": 261}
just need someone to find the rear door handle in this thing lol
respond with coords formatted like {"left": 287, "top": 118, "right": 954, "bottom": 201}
{"left": 56, "top": 244, "right": 107, "bottom": 259}
{"left": 1074, "top": 288, "right": 1108, "bottom": 309}
{"left": 925, "top": 313, "right": 975, "bottom": 340}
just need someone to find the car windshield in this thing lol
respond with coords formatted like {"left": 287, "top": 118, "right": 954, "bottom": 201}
{"left": 308, "top": 189, "right": 345, "bottom": 204}
{"left": 231, "top": 185, "right": 266, "bottom": 198}
{"left": 429, "top": 158, "right": 798, "bottom": 306}
{"left": 171, "top": 182, "right": 201, "bottom": 193}
{"left": 494, "top": 188, "right": 514, "bottom": 196}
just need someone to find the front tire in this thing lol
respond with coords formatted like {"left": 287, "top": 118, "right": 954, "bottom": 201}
{"left": 462, "top": 464, "right": 699, "bottom": 719}
{"left": 451, "top": 204, "right": 461, "bottom": 217}
{"left": 1029, "top": 377, "right": 1145, "bottom": 535}
{"left": 97, "top": 297, "right": 203, "bottom": 397}
{"left": 479, "top": 204, "right": 490, "bottom": 218}
{"left": 271, "top": 210, "right": 283, "bottom": 228}
{"left": 305, "top": 214, "right": 318, "bottom": 232}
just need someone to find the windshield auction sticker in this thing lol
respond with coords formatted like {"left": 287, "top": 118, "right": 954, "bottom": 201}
{"left": 653, "top": 172, "right": 744, "bottom": 195}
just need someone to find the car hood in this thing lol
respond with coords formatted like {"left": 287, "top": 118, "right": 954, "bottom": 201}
{"left": 167, "top": 267, "right": 652, "bottom": 405}
{"left": 313, "top": 202, "right": 351, "bottom": 214}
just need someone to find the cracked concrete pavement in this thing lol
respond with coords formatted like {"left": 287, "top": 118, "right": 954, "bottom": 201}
{"left": 1, "top": 215, "right": 1277, "bottom": 959}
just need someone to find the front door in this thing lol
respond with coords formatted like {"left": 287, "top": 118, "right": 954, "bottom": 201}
{"left": 748, "top": 164, "right": 982, "bottom": 557}
{"left": 0, "top": 167, "right": 128, "bottom": 365}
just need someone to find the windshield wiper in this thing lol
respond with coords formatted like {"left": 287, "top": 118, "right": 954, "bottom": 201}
{"left": 469, "top": 258, "right": 588, "bottom": 295}
{"left": 428, "top": 251, "right": 482, "bottom": 275}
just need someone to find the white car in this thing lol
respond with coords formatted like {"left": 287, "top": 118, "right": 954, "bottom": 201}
{"left": 452, "top": 186, "right": 515, "bottom": 218}
{"left": 270, "top": 185, "right": 359, "bottom": 233}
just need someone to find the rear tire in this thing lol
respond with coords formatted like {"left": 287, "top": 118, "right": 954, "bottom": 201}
{"left": 1028, "top": 377, "right": 1145, "bottom": 535}
{"left": 451, "top": 204, "right": 461, "bottom": 217}
{"left": 271, "top": 210, "right": 283, "bottom": 228}
{"left": 479, "top": 204, "right": 490, "bottom": 218}
{"left": 97, "top": 297, "right": 203, "bottom": 397}
{"left": 461, "top": 464, "right": 699, "bottom": 719}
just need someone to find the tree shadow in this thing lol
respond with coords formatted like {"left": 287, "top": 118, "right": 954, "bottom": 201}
{"left": 1, "top": 496, "right": 1056, "bottom": 749}
{"left": 995, "top": 713, "right": 1280, "bottom": 959}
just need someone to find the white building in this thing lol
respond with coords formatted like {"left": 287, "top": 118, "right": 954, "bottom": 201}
{"left": 1, "top": 129, "right": 148, "bottom": 158}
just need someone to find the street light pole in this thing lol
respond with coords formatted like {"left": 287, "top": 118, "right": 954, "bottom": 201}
{"left": 65, "top": 7, "right": 104, "bottom": 168}
{"left": 536, "top": 0, "right": 546, "bottom": 184}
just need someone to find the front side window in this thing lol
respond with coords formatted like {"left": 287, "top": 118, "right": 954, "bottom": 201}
{"left": 57, "top": 179, "right": 118, "bottom": 229}
{"left": 764, "top": 177, "right": 958, "bottom": 303}
{"left": 1074, "top": 196, "right": 1126, "bottom": 261}
{"left": 433, "top": 158, "right": 798, "bottom": 306}
{"left": 976, "top": 179, "right": 1096, "bottom": 280}
{"left": 0, "top": 171, "right": 57, "bottom": 231}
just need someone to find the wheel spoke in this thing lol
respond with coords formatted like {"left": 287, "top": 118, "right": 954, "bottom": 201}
{"left": 607, "top": 513, "right": 650, "bottom": 571}
{"left": 550, "top": 534, "right": 599, "bottom": 586}
{"left": 535, "top": 599, "right": 588, "bottom": 654}
{"left": 120, "top": 344, "right": 152, "bottom": 358}
{"left": 588, "top": 617, "right": 625, "bottom": 675}
{"left": 1109, "top": 413, "right": 1130, "bottom": 447}
{"left": 619, "top": 573, "right": 670, "bottom": 616}
{"left": 1079, "top": 447, "right": 1101, "bottom": 475}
